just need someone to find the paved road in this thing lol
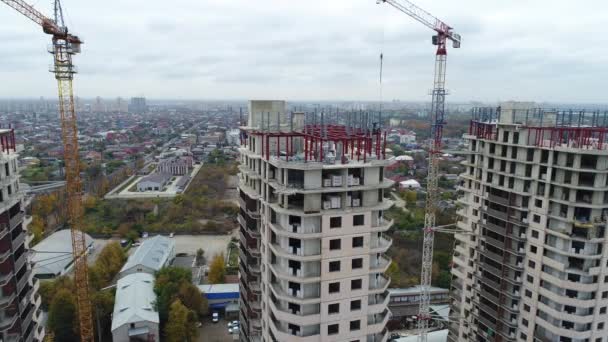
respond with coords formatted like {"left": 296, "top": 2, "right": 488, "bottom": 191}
{"left": 198, "top": 318, "right": 236, "bottom": 342}
{"left": 89, "top": 238, "right": 113, "bottom": 265}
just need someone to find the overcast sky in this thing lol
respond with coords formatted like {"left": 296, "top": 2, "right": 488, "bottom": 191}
{"left": 1, "top": 0, "right": 607, "bottom": 102}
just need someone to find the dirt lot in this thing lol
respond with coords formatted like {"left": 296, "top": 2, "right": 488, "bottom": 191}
{"left": 172, "top": 232, "right": 236, "bottom": 258}
{"left": 198, "top": 318, "right": 238, "bottom": 342}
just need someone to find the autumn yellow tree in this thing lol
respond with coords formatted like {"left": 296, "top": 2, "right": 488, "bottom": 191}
{"left": 208, "top": 253, "right": 226, "bottom": 284}
{"left": 165, "top": 299, "right": 198, "bottom": 342}
{"left": 29, "top": 215, "right": 45, "bottom": 245}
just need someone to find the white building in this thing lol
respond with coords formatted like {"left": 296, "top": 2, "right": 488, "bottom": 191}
{"left": 137, "top": 173, "right": 171, "bottom": 192}
{"left": 450, "top": 103, "right": 608, "bottom": 342}
{"left": 31, "top": 229, "right": 94, "bottom": 279}
{"left": 399, "top": 179, "right": 421, "bottom": 189}
{"left": 118, "top": 235, "right": 175, "bottom": 278}
{"left": 227, "top": 129, "right": 241, "bottom": 146}
{"left": 239, "top": 100, "right": 393, "bottom": 342}
{"left": 156, "top": 156, "right": 191, "bottom": 176}
{"left": 399, "top": 133, "right": 416, "bottom": 144}
{"left": 111, "top": 273, "right": 159, "bottom": 342}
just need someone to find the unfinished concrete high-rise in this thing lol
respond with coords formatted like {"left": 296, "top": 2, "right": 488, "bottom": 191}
{"left": 450, "top": 102, "right": 608, "bottom": 342}
{"left": 238, "top": 101, "right": 393, "bottom": 342}
{"left": 0, "top": 129, "right": 44, "bottom": 342}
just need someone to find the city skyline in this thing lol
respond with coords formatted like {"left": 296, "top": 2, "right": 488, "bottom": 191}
{"left": 1, "top": 0, "right": 607, "bottom": 102}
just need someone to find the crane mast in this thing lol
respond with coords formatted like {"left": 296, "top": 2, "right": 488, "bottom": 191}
{"left": 1, "top": 1, "right": 94, "bottom": 341}
{"left": 377, "top": 1, "right": 460, "bottom": 341}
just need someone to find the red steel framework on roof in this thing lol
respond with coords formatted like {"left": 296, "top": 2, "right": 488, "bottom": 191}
{"left": 468, "top": 119, "right": 608, "bottom": 151}
{"left": 0, "top": 128, "right": 16, "bottom": 153}
{"left": 244, "top": 124, "right": 387, "bottom": 163}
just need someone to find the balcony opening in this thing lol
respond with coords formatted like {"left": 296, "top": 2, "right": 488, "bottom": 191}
{"left": 347, "top": 168, "right": 360, "bottom": 186}
{"left": 288, "top": 215, "right": 301, "bottom": 232}
{"left": 579, "top": 172, "right": 595, "bottom": 187}
{"left": 564, "top": 171, "right": 572, "bottom": 184}
{"left": 288, "top": 302, "right": 300, "bottom": 315}
{"left": 566, "top": 153, "right": 574, "bottom": 167}
{"left": 571, "top": 241, "right": 585, "bottom": 254}
{"left": 541, "top": 150, "right": 549, "bottom": 163}
{"left": 271, "top": 231, "right": 277, "bottom": 245}
{"left": 576, "top": 190, "right": 593, "bottom": 204}
{"left": 288, "top": 260, "right": 301, "bottom": 276}
{"left": 288, "top": 170, "right": 304, "bottom": 188}
{"left": 571, "top": 227, "right": 587, "bottom": 239}
{"left": 526, "top": 149, "right": 534, "bottom": 162}
{"left": 288, "top": 238, "right": 302, "bottom": 255}
{"left": 322, "top": 169, "right": 343, "bottom": 187}
{"left": 574, "top": 207, "right": 591, "bottom": 223}
{"left": 580, "top": 155, "right": 597, "bottom": 169}
{"left": 288, "top": 282, "right": 301, "bottom": 297}
{"left": 567, "top": 258, "right": 584, "bottom": 271}
{"left": 288, "top": 193, "right": 304, "bottom": 210}
{"left": 322, "top": 193, "right": 342, "bottom": 210}
{"left": 288, "top": 323, "right": 300, "bottom": 336}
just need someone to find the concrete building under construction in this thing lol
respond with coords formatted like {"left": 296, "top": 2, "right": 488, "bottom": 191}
{"left": 450, "top": 102, "right": 608, "bottom": 341}
{"left": 238, "top": 100, "right": 393, "bottom": 342}
{"left": 0, "top": 129, "right": 44, "bottom": 342}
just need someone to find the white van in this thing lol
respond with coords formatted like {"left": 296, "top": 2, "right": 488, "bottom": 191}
{"left": 212, "top": 312, "right": 219, "bottom": 323}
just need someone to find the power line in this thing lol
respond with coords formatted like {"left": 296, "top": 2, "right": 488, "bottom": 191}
{"left": 32, "top": 255, "right": 73, "bottom": 270}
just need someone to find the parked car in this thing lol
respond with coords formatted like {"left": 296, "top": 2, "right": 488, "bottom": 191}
{"left": 227, "top": 320, "right": 239, "bottom": 328}
{"left": 212, "top": 312, "right": 219, "bottom": 323}
{"left": 228, "top": 326, "right": 240, "bottom": 334}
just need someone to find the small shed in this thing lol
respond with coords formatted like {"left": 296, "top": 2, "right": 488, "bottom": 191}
{"left": 399, "top": 179, "right": 421, "bottom": 189}
{"left": 197, "top": 283, "right": 240, "bottom": 318}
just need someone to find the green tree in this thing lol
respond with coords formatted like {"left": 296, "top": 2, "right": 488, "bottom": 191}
{"left": 208, "top": 253, "right": 226, "bottom": 284}
{"left": 89, "top": 242, "right": 127, "bottom": 290}
{"left": 39, "top": 276, "right": 74, "bottom": 310}
{"left": 154, "top": 267, "right": 192, "bottom": 323}
{"left": 403, "top": 190, "right": 417, "bottom": 207}
{"left": 29, "top": 215, "right": 45, "bottom": 245}
{"left": 179, "top": 282, "right": 209, "bottom": 318}
{"left": 48, "top": 289, "right": 79, "bottom": 342}
{"left": 195, "top": 248, "right": 205, "bottom": 266}
{"left": 386, "top": 260, "right": 402, "bottom": 285}
{"left": 165, "top": 300, "right": 198, "bottom": 342}
{"left": 92, "top": 290, "right": 116, "bottom": 341}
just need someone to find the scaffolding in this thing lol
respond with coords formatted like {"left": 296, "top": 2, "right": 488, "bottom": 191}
{"left": 0, "top": 128, "right": 16, "bottom": 153}
{"left": 469, "top": 107, "right": 608, "bottom": 150}
{"left": 242, "top": 110, "right": 388, "bottom": 164}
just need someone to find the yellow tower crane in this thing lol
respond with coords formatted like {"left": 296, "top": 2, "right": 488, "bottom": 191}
{"left": 0, "top": 1, "right": 94, "bottom": 341}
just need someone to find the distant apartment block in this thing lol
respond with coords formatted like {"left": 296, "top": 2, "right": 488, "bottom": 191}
{"left": 238, "top": 100, "right": 393, "bottom": 342}
{"left": 129, "top": 97, "right": 147, "bottom": 114}
{"left": 450, "top": 103, "right": 608, "bottom": 342}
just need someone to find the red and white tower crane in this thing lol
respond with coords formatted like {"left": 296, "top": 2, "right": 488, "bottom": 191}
{"left": 376, "top": 1, "right": 461, "bottom": 341}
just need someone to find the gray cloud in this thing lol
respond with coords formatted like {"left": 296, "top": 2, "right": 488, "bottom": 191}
{"left": 0, "top": 0, "right": 607, "bottom": 102}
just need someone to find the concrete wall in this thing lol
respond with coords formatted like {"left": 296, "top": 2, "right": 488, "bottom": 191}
{"left": 304, "top": 170, "right": 322, "bottom": 189}
{"left": 248, "top": 100, "right": 286, "bottom": 129}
